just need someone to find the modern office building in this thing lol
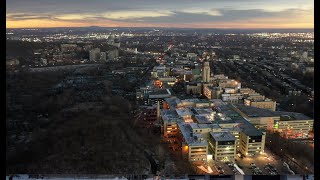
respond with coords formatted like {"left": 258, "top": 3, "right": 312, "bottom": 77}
{"left": 239, "top": 121, "right": 266, "bottom": 157}
{"left": 274, "top": 112, "right": 314, "bottom": 138}
{"left": 208, "top": 132, "right": 236, "bottom": 162}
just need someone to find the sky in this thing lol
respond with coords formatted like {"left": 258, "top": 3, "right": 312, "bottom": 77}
{"left": 6, "top": 0, "right": 314, "bottom": 29}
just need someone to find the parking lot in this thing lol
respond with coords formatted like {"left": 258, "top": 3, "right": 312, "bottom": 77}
{"left": 205, "top": 160, "right": 241, "bottom": 175}
{"left": 175, "top": 147, "right": 295, "bottom": 175}
{"left": 235, "top": 149, "right": 292, "bottom": 175}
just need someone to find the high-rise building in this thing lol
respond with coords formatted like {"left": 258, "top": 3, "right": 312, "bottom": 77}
{"left": 202, "top": 61, "right": 211, "bottom": 83}
{"left": 100, "top": 52, "right": 107, "bottom": 61}
{"left": 108, "top": 49, "right": 119, "bottom": 60}
{"left": 89, "top": 48, "right": 100, "bottom": 61}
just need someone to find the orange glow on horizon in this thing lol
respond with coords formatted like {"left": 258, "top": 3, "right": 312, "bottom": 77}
{"left": 6, "top": 17, "right": 314, "bottom": 29}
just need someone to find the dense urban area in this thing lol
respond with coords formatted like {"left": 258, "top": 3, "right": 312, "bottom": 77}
{"left": 6, "top": 27, "right": 314, "bottom": 176}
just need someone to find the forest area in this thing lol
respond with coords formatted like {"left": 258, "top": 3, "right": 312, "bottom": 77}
{"left": 6, "top": 67, "right": 161, "bottom": 174}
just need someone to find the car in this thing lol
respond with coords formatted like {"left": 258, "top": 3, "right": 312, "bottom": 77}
{"left": 270, "top": 172, "right": 276, "bottom": 175}
{"left": 250, "top": 165, "right": 257, "bottom": 169}
{"left": 228, "top": 163, "right": 234, "bottom": 167}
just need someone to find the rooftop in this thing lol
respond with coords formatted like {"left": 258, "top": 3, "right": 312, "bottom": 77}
{"left": 181, "top": 98, "right": 201, "bottom": 104}
{"left": 194, "top": 115, "right": 212, "bottom": 124}
{"left": 192, "top": 108, "right": 214, "bottom": 115}
{"left": 238, "top": 119, "right": 264, "bottom": 136}
{"left": 149, "top": 89, "right": 172, "bottom": 98}
{"left": 275, "top": 111, "right": 313, "bottom": 121}
{"left": 210, "top": 132, "right": 236, "bottom": 142}
{"left": 176, "top": 108, "right": 193, "bottom": 117}
{"left": 177, "top": 122, "right": 208, "bottom": 146}
{"left": 221, "top": 104, "right": 264, "bottom": 136}
{"left": 161, "top": 109, "right": 181, "bottom": 123}
{"left": 164, "top": 97, "right": 181, "bottom": 110}
{"left": 210, "top": 99, "right": 227, "bottom": 106}
{"left": 234, "top": 104, "right": 278, "bottom": 117}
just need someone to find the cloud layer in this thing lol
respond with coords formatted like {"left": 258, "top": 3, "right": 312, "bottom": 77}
{"left": 6, "top": 0, "right": 314, "bottom": 28}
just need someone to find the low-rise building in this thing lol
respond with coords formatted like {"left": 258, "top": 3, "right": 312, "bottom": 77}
{"left": 233, "top": 105, "right": 279, "bottom": 130}
{"left": 151, "top": 66, "right": 170, "bottom": 78}
{"left": 186, "top": 82, "right": 202, "bottom": 95}
{"left": 221, "top": 93, "right": 243, "bottom": 104}
{"left": 204, "top": 86, "right": 223, "bottom": 99}
{"left": 218, "top": 79, "right": 241, "bottom": 89}
{"left": 274, "top": 112, "right": 314, "bottom": 138}
{"left": 244, "top": 98, "right": 276, "bottom": 111}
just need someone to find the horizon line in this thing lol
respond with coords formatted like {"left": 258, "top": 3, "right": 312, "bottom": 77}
{"left": 6, "top": 26, "right": 314, "bottom": 30}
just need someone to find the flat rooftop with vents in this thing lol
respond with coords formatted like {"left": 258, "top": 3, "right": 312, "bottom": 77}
{"left": 210, "top": 132, "right": 236, "bottom": 142}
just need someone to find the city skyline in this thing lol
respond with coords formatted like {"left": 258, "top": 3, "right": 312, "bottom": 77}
{"left": 6, "top": 0, "right": 313, "bottom": 29}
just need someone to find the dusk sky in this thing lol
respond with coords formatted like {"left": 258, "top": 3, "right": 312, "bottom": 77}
{"left": 6, "top": 0, "right": 314, "bottom": 29}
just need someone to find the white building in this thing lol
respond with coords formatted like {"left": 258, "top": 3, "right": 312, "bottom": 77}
{"left": 89, "top": 48, "right": 101, "bottom": 61}
{"left": 202, "top": 61, "right": 211, "bottom": 83}
{"left": 108, "top": 49, "right": 119, "bottom": 60}
{"left": 100, "top": 52, "right": 107, "bottom": 61}
{"left": 302, "top": 51, "right": 308, "bottom": 59}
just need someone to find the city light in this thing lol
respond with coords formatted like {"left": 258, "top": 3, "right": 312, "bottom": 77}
{"left": 6, "top": 16, "right": 314, "bottom": 175}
